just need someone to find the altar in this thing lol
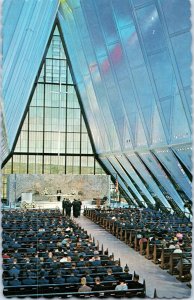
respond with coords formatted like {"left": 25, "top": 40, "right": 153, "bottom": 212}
{"left": 41, "top": 193, "right": 77, "bottom": 202}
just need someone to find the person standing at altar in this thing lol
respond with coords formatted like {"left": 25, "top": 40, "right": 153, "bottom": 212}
{"left": 62, "top": 198, "right": 66, "bottom": 216}
{"left": 65, "top": 199, "right": 72, "bottom": 217}
{"left": 57, "top": 188, "right": 62, "bottom": 202}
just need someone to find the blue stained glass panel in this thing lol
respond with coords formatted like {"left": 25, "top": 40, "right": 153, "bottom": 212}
{"left": 160, "top": 0, "right": 191, "bottom": 34}
{"left": 136, "top": 4, "right": 166, "bottom": 54}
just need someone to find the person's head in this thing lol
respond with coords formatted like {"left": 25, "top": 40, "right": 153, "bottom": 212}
{"left": 107, "top": 268, "right": 112, "bottom": 275}
{"left": 80, "top": 277, "right": 87, "bottom": 286}
{"left": 115, "top": 260, "right": 120, "bottom": 266}
{"left": 72, "top": 263, "right": 76, "bottom": 269}
{"left": 119, "top": 279, "right": 126, "bottom": 285}
{"left": 85, "top": 270, "right": 90, "bottom": 277}
{"left": 95, "top": 277, "right": 101, "bottom": 285}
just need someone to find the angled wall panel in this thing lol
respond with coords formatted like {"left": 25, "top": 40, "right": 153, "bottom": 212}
{"left": 153, "top": 148, "right": 192, "bottom": 199}
{"left": 126, "top": 152, "right": 173, "bottom": 210}
{"left": 2, "top": 0, "right": 59, "bottom": 149}
{"left": 108, "top": 156, "right": 147, "bottom": 207}
{"left": 116, "top": 155, "right": 155, "bottom": 206}
{"left": 100, "top": 157, "right": 138, "bottom": 207}
{"left": 139, "top": 151, "right": 188, "bottom": 212}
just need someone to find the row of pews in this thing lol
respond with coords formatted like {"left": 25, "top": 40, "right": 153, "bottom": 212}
{"left": 84, "top": 208, "right": 192, "bottom": 284}
{"left": 2, "top": 209, "right": 147, "bottom": 298}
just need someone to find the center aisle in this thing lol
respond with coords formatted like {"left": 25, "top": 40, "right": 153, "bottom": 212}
{"left": 77, "top": 215, "right": 191, "bottom": 299}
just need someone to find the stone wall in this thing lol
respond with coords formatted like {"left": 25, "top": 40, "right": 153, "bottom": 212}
{"left": 7, "top": 174, "right": 110, "bottom": 203}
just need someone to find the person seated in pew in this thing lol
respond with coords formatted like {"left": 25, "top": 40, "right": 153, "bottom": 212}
{"left": 129, "top": 274, "right": 144, "bottom": 289}
{"left": 96, "top": 265, "right": 107, "bottom": 274}
{"left": 24, "top": 269, "right": 37, "bottom": 278}
{"left": 119, "top": 265, "right": 133, "bottom": 281}
{"left": 71, "top": 262, "right": 80, "bottom": 276}
{"left": 31, "top": 253, "right": 40, "bottom": 264}
{"left": 78, "top": 277, "right": 92, "bottom": 292}
{"left": 77, "top": 255, "right": 86, "bottom": 267}
{"left": 103, "top": 268, "right": 116, "bottom": 282}
{"left": 91, "top": 255, "right": 102, "bottom": 267}
{"left": 55, "top": 246, "right": 64, "bottom": 257}
{"left": 8, "top": 265, "right": 20, "bottom": 277}
{"left": 38, "top": 275, "right": 49, "bottom": 285}
{"left": 84, "top": 270, "right": 94, "bottom": 283}
{"left": 8, "top": 275, "right": 21, "bottom": 286}
{"left": 38, "top": 239, "right": 46, "bottom": 251}
{"left": 72, "top": 250, "right": 80, "bottom": 262}
{"left": 112, "top": 260, "right": 123, "bottom": 273}
{"left": 92, "top": 277, "right": 104, "bottom": 291}
{"left": 38, "top": 266, "right": 49, "bottom": 278}
{"left": 106, "top": 255, "right": 114, "bottom": 266}
{"left": 139, "top": 236, "right": 148, "bottom": 245}
{"left": 10, "top": 258, "right": 20, "bottom": 269}
{"left": 49, "top": 257, "right": 61, "bottom": 274}
{"left": 173, "top": 244, "right": 182, "bottom": 253}
{"left": 47, "top": 241, "right": 55, "bottom": 252}
{"left": 12, "top": 249, "right": 22, "bottom": 261}
{"left": 115, "top": 279, "right": 128, "bottom": 291}
{"left": 160, "top": 237, "right": 168, "bottom": 248}
{"left": 2, "top": 251, "right": 10, "bottom": 259}
{"left": 11, "top": 239, "right": 21, "bottom": 250}
{"left": 66, "top": 270, "right": 80, "bottom": 283}
{"left": 22, "top": 274, "right": 37, "bottom": 285}
{"left": 60, "top": 253, "right": 71, "bottom": 263}
{"left": 2, "top": 241, "right": 10, "bottom": 251}
{"left": 169, "top": 242, "right": 176, "bottom": 249}
{"left": 51, "top": 272, "right": 66, "bottom": 284}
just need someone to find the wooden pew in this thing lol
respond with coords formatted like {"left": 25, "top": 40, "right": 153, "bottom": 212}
{"left": 139, "top": 240, "right": 147, "bottom": 256}
{"left": 124, "top": 229, "right": 131, "bottom": 245}
{"left": 159, "top": 248, "right": 174, "bottom": 269}
{"left": 168, "top": 253, "right": 183, "bottom": 275}
{"left": 145, "top": 239, "right": 154, "bottom": 260}
{"left": 152, "top": 244, "right": 163, "bottom": 264}
{"left": 176, "top": 256, "right": 192, "bottom": 282}
{"left": 129, "top": 230, "right": 136, "bottom": 248}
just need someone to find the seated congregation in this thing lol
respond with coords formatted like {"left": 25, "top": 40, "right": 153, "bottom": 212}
{"left": 84, "top": 207, "right": 192, "bottom": 284}
{"left": 2, "top": 209, "right": 146, "bottom": 298}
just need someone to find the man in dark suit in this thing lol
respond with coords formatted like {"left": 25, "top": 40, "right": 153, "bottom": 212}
{"left": 65, "top": 199, "right": 72, "bottom": 217}
{"left": 8, "top": 266, "right": 20, "bottom": 277}
{"left": 85, "top": 271, "right": 94, "bottom": 283}
{"left": 77, "top": 255, "right": 86, "bottom": 267}
{"left": 66, "top": 271, "right": 80, "bottom": 283}
{"left": 91, "top": 256, "right": 101, "bottom": 267}
{"left": 51, "top": 273, "right": 66, "bottom": 284}
{"left": 8, "top": 275, "right": 21, "bottom": 286}
{"left": 103, "top": 268, "right": 116, "bottom": 282}
{"left": 27, "top": 244, "right": 36, "bottom": 254}
{"left": 112, "top": 260, "right": 123, "bottom": 273}
{"left": 62, "top": 198, "right": 66, "bottom": 216}
{"left": 38, "top": 276, "right": 49, "bottom": 285}
{"left": 92, "top": 277, "right": 104, "bottom": 292}
{"left": 72, "top": 199, "right": 81, "bottom": 218}
{"left": 128, "top": 274, "right": 144, "bottom": 289}
{"left": 22, "top": 275, "right": 37, "bottom": 285}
